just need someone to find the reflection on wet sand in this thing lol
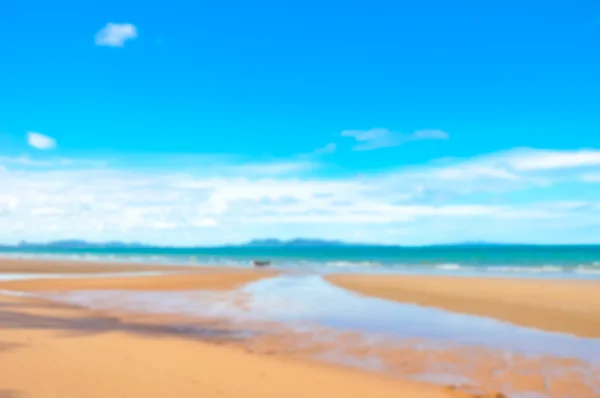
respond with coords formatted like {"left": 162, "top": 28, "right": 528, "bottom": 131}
{"left": 243, "top": 328, "right": 600, "bottom": 398}
{"left": 1, "top": 270, "right": 599, "bottom": 398}
{"left": 6, "top": 274, "right": 595, "bottom": 398}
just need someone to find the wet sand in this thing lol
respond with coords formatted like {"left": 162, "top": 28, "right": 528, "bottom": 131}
{"left": 0, "top": 258, "right": 276, "bottom": 291}
{"left": 326, "top": 274, "right": 600, "bottom": 338}
{"left": 0, "top": 271, "right": 277, "bottom": 291}
{"left": 0, "top": 257, "right": 196, "bottom": 274}
{"left": 0, "top": 293, "right": 457, "bottom": 398}
{"left": 2, "top": 258, "right": 599, "bottom": 397}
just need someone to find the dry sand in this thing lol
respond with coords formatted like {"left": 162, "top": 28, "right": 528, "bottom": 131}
{"left": 0, "top": 293, "right": 460, "bottom": 398}
{"left": 326, "top": 274, "right": 600, "bottom": 338}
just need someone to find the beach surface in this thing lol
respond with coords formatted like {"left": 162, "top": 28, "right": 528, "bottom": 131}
{"left": 0, "top": 257, "right": 277, "bottom": 291}
{"left": 2, "top": 258, "right": 600, "bottom": 398}
{"left": 0, "top": 270, "right": 276, "bottom": 291}
{"left": 0, "top": 257, "right": 196, "bottom": 274}
{"left": 326, "top": 274, "right": 600, "bottom": 338}
{"left": 0, "top": 276, "right": 459, "bottom": 398}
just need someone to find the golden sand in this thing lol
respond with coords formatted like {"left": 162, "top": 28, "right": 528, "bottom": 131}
{"left": 0, "top": 257, "right": 194, "bottom": 274}
{"left": 326, "top": 274, "right": 600, "bottom": 337}
{"left": 0, "top": 270, "right": 276, "bottom": 291}
{"left": 0, "top": 258, "right": 276, "bottom": 291}
{"left": 1, "top": 258, "right": 597, "bottom": 397}
{"left": 0, "top": 293, "right": 454, "bottom": 398}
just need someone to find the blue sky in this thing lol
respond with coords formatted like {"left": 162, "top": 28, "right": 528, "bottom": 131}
{"left": 0, "top": 0, "right": 599, "bottom": 245}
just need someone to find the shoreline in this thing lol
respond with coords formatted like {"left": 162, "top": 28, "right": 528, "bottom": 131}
{"left": 0, "top": 271, "right": 277, "bottom": 291}
{"left": 3, "top": 251, "right": 600, "bottom": 281}
{"left": 2, "top": 258, "right": 600, "bottom": 337}
{"left": 0, "top": 258, "right": 277, "bottom": 291}
{"left": 0, "top": 256, "right": 238, "bottom": 274}
{"left": 326, "top": 274, "right": 600, "bottom": 338}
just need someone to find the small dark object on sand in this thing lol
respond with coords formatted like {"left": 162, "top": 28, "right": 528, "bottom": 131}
{"left": 252, "top": 260, "right": 271, "bottom": 268}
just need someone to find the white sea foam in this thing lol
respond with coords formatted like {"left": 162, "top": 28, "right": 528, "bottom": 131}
{"left": 491, "top": 265, "right": 564, "bottom": 274}
{"left": 325, "top": 261, "right": 380, "bottom": 269}
{"left": 433, "top": 263, "right": 463, "bottom": 270}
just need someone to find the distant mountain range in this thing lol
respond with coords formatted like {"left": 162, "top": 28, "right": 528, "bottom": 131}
{"left": 0, "top": 239, "right": 562, "bottom": 250}
{"left": 0, "top": 238, "right": 359, "bottom": 250}
{"left": 240, "top": 238, "right": 353, "bottom": 247}
{"left": 1, "top": 240, "right": 151, "bottom": 249}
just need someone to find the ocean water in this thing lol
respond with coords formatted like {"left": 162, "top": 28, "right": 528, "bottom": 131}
{"left": 1, "top": 245, "right": 600, "bottom": 279}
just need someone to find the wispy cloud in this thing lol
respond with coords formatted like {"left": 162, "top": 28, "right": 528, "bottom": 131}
{"left": 341, "top": 128, "right": 449, "bottom": 151}
{"left": 232, "top": 160, "right": 316, "bottom": 176}
{"left": 0, "top": 155, "right": 65, "bottom": 167}
{"left": 0, "top": 155, "right": 107, "bottom": 169}
{"left": 504, "top": 149, "right": 600, "bottom": 171}
{"left": 95, "top": 23, "right": 138, "bottom": 47}
{"left": 313, "top": 143, "right": 337, "bottom": 155}
{"left": 581, "top": 173, "right": 600, "bottom": 183}
{"left": 0, "top": 165, "right": 543, "bottom": 244}
{"left": 27, "top": 132, "right": 56, "bottom": 150}
{"left": 1, "top": 146, "right": 600, "bottom": 244}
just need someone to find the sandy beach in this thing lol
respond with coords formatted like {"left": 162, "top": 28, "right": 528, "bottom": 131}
{"left": 0, "top": 294, "right": 460, "bottom": 398}
{"left": 0, "top": 269, "right": 276, "bottom": 291}
{"left": 326, "top": 274, "right": 600, "bottom": 338}
{"left": 1, "top": 258, "right": 599, "bottom": 398}
{"left": 0, "top": 257, "right": 195, "bottom": 274}
{"left": 0, "top": 257, "right": 277, "bottom": 291}
{"left": 0, "top": 259, "right": 463, "bottom": 398}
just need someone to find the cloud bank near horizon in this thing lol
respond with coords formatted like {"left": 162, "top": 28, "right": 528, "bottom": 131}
{"left": 1, "top": 146, "right": 600, "bottom": 245}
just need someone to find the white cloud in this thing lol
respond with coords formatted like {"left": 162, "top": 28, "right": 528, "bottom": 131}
{"left": 505, "top": 149, "right": 600, "bottom": 171}
{"left": 313, "top": 143, "right": 337, "bottom": 154}
{"left": 411, "top": 129, "right": 450, "bottom": 140}
{"left": 235, "top": 161, "right": 315, "bottom": 176}
{"left": 1, "top": 146, "right": 600, "bottom": 245}
{"left": 0, "top": 155, "right": 54, "bottom": 167}
{"left": 27, "top": 132, "right": 56, "bottom": 150}
{"left": 95, "top": 23, "right": 138, "bottom": 47}
{"left": 581, "top": 173, "right": 600, "bottom": 182}
{"left": 341, "top": 128, "right": 449, "bottom": 151}
{"left": 0, "top": 155, "right": 79, "bottom": 167}
{"left": 0, "top": 164, "right": 548, "bottom": 245}
{"left": 393, "top": 148, "right": 600, "bottom": 188}
{"left": 31, "top": 207, "right": 67, "bottom": 217}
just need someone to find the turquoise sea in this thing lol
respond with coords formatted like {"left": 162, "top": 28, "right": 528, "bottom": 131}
{"left": 1, "top": 245, "right": 600, "bottom": 279}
